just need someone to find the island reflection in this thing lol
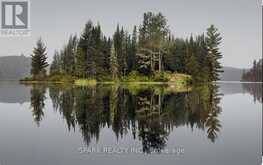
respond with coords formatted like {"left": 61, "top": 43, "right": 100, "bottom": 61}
{"left": 29, "top": 84, "right": 222, "bottom": 153}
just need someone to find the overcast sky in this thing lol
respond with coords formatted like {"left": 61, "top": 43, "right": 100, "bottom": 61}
{"left": 0, "top": 0, "right": 261, "bottom": 68}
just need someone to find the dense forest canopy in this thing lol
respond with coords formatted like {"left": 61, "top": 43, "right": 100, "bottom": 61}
{"left": 31, "top": 12, "right": 223, "bottom": 83}
{"left": 242, "top": 59, "right": 262, "bottom": 82}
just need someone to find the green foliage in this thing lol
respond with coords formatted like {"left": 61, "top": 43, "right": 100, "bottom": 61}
{"left": 121, "top": 71, "right": 190, "bottom": 84}
{"left": 41, "top": 83, "right": 222, "bottom": 146}
{"left": 152, "top": 71, "right": 167, "bottom": 82}
{"left": 75, "top": 48, "right": 86, "bottom": 78}
{"left": 20, "top": 74, "right": 75, "bottom": 83}
{"left": 20, "top": 76, "right": 35, "bottom": 82}
{"left": 60, "top": 35, "right": 78, "bottom": 75}
{"left": 242, "top": 59, "right": 262, "bottom": 82}
{"left": 50, "top": 51, "right": 61, "bottom": 75}
{"left": 109, "top": 45, "right": 119, "bottom": 80}
{"left": 28, "top": 13, "right": 223, "bottom": 84}
{"left": 113, "top": 25, "right": 128, "bottom": 76}
{"left": 75, "top": 79, "right": 97, "bottom": 86}
{"left": 48, "top": 74, "right": 76, "bottom": 83}
{"left": 163, "top": 38, "right": 186, "bottom": 73}
{"left": 136, "top": 49, "right": 152, "bottom": 75}
{"left": 186, "top": 55, "right": 201, "bottom": 82}
{"left": 122, "top": 71, "right": 152, "bottom": 82}
{"left": 137, "top": 12, "right": 169, "bottom": 75}
{"left": 31, "top": 38, "right": 49, "bottom": 79}
{"left": 30, "top": 85, "right": 46, "bottom": 126}
{"left": 127, "top": 26, "right": 137, "bottom": 72}
{"left": 206, "top": 25, "right": 223, "bottom": 81}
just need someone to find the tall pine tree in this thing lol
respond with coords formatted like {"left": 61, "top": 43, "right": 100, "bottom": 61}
{"left": 75, "top": 47, "right": 86, "bottom": 78}
{"left": 31, "top": 38, "right": 49, "bottom": 79}
{"left": 206, "top": 25, "right": 223, "bottom": 81}
{"left": 50, "top": 50, "right": 61, "bottom": 75}
{"left": 110, "top": 45, "right": 119, "bottom": 80}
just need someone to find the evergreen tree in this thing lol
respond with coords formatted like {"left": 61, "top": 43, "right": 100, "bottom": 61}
{"left": 60, "top": 35, "right": 78, "bottom": 75}
{"left": 31, "top": 38, "right": 49, "bottom": 79}
{"left": 196, "top": 34, "right": 210, "bottom": 81}
{"left": 206, "top": 25, "right": 223, "bottom": 81}
{"left": 78, "top": 21, "right": 94, "bottom": 78}
{"left": 242, "top": 59, "right": 262, "bottom": 82}
{"left": 137, "top": 12, "right": 169, "bottom": 75}
{"left": 113, "top": 25, "right": 127, "bottom": 77}
{"left": 163, "top": 38, "right": 186, "bottom": 73}
{"left": 50, "top": 51, "right": 61, "bottom": 75}
{"left": 136, "top": 49, "right": 152, "bottom": 75}
{"left": 30, "top": 85, "right": 46, "bottom": 126}
{"left": 47, "top": 12, "right": 223, "bottom": 83}
{"left": 186, "top": 54, "right": 200, "bottom": 82}
{"left": 129, "top": 26, "right": 137, "bottom": 71}
{"left": 101, "top": 37, "right": 111, "bottom": 74}
{"left": 92, "top": 24, "right": 106, "bottom": 79}
{"left": 110, "top": 45, "right": 119, "bottom": 80}
{"left": 75, "top": 47, "right": 86, "bottom": 78}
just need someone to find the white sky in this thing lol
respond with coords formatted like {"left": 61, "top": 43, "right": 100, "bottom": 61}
{"left": 0, "top": 0, "right": 261, "bottom": 68}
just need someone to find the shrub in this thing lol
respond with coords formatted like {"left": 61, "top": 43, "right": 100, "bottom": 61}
{"left": 75, "top": 79, "right": 97, "bottom": 86}
{"left": 153, "top": 71, "right": 170, "bottom": 82}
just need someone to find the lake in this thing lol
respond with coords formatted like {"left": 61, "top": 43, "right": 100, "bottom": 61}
{"left": 0, "top": 82, "right": 261, "bottom": 165}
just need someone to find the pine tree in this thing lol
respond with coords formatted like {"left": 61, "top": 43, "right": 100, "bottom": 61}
{"left": 206, "top": 25, "right": 223, "bottom": 81}
{"left": 110, "top": 45, "right": 119, "bottom": 80}
{"left": 187, "top": 54, "right": 200, "bottom": 82}
{"left": 31, "top": 38, "right": 49, "bottom": 79}
{"left": 136, "top": 49, "right": 152, "bottom": 75}
{"left": 78, "top": 21, "right": 94, "bottom": 78}
{"left": 164, "top": 38, "right": 186, "bottom": 73}
{"left": 137, "top": 12, "right": 169, "bottom": 75}
{"left": 127, "top": 26, "right": 137, "bottom": 72}
{"left": 50, "top": 51, "right": 61, "bottom": 75}
{"left": 60, "top": 35, "right": 77, "bottom": 75}
{"left": 113, "top": 26, "right": 127, "bottom": 77}
{"left": 101, "top": 37, "right": 111, "bottom": 74}
{"left": 242, "top": 59, "right": 262, "bottom": 82}
{"left": 93, "top": 24, "right": 106, "bottom": 79}
{"left": 47, "top": 12, "right": 224, "bottom": 83}
{"left": 122, "top": 30, "right": 129, "bottom": 76}
{"left": 30, "top": 85, "right": 46, "bottom": 126}
{"left": 75, "top": 47, "right": 86, "bottom": 78}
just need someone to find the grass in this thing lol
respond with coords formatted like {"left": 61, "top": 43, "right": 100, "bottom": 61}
{"left": 167, "top": 73, "right": 192, "bottom": 88}
{"left": 20, "top": 72, "right": 192, "bottom": 88}
{"left": 20, "top": 74, "right": 75, "bottom": 84}
{"left": 121, "top": 71, "right": 191, "bottom": 85}
{"left": 74, "top": 79, "right": 97, "bottom": 86}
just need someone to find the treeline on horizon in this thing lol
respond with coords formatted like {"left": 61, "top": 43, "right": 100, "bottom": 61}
{"left": 242, "top": 59, "right": 262, "bottom": 82}
{"left": 30, "top": 12, "right": 223, "bottom": 82}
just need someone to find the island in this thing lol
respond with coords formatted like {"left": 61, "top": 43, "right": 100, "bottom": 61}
{"left": 20, "top": 12, "right": 223, "bottom": 88}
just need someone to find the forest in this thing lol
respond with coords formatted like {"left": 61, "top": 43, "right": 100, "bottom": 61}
{"left": 26, "top": 12, "right": 223, "bottom": 84}
{"left": 242, "top": 59, "right": 262, "bottom": 82}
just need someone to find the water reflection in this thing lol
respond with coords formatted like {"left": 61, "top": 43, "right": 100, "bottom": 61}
{"left": 27, "top": 84, "right": 223, "bottom": 153}
{"left": 242, "top": 83, "right": 262, "bottom": 103}
{"left": 30, "top": 85, "right": 46, "bottom": 126}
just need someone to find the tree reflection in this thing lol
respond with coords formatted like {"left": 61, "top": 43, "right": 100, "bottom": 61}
{"left": 242, "top": 83, "right": 262, "bottom": 103}
{"left": 205, "top": 85, "right": 222, "bottom": 143}
{"left": 30, "top": 85, "right": 46, "bottom": 127}
{"left": 136, "top": 88, "right": 168, "bottom": 153}
{"left": 28, "top": 83, "right": 225, "bottom": 152}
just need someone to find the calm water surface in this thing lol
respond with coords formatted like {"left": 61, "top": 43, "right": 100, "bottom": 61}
{"left": 0, "top": 82, "right": 261, "bottom": 165}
